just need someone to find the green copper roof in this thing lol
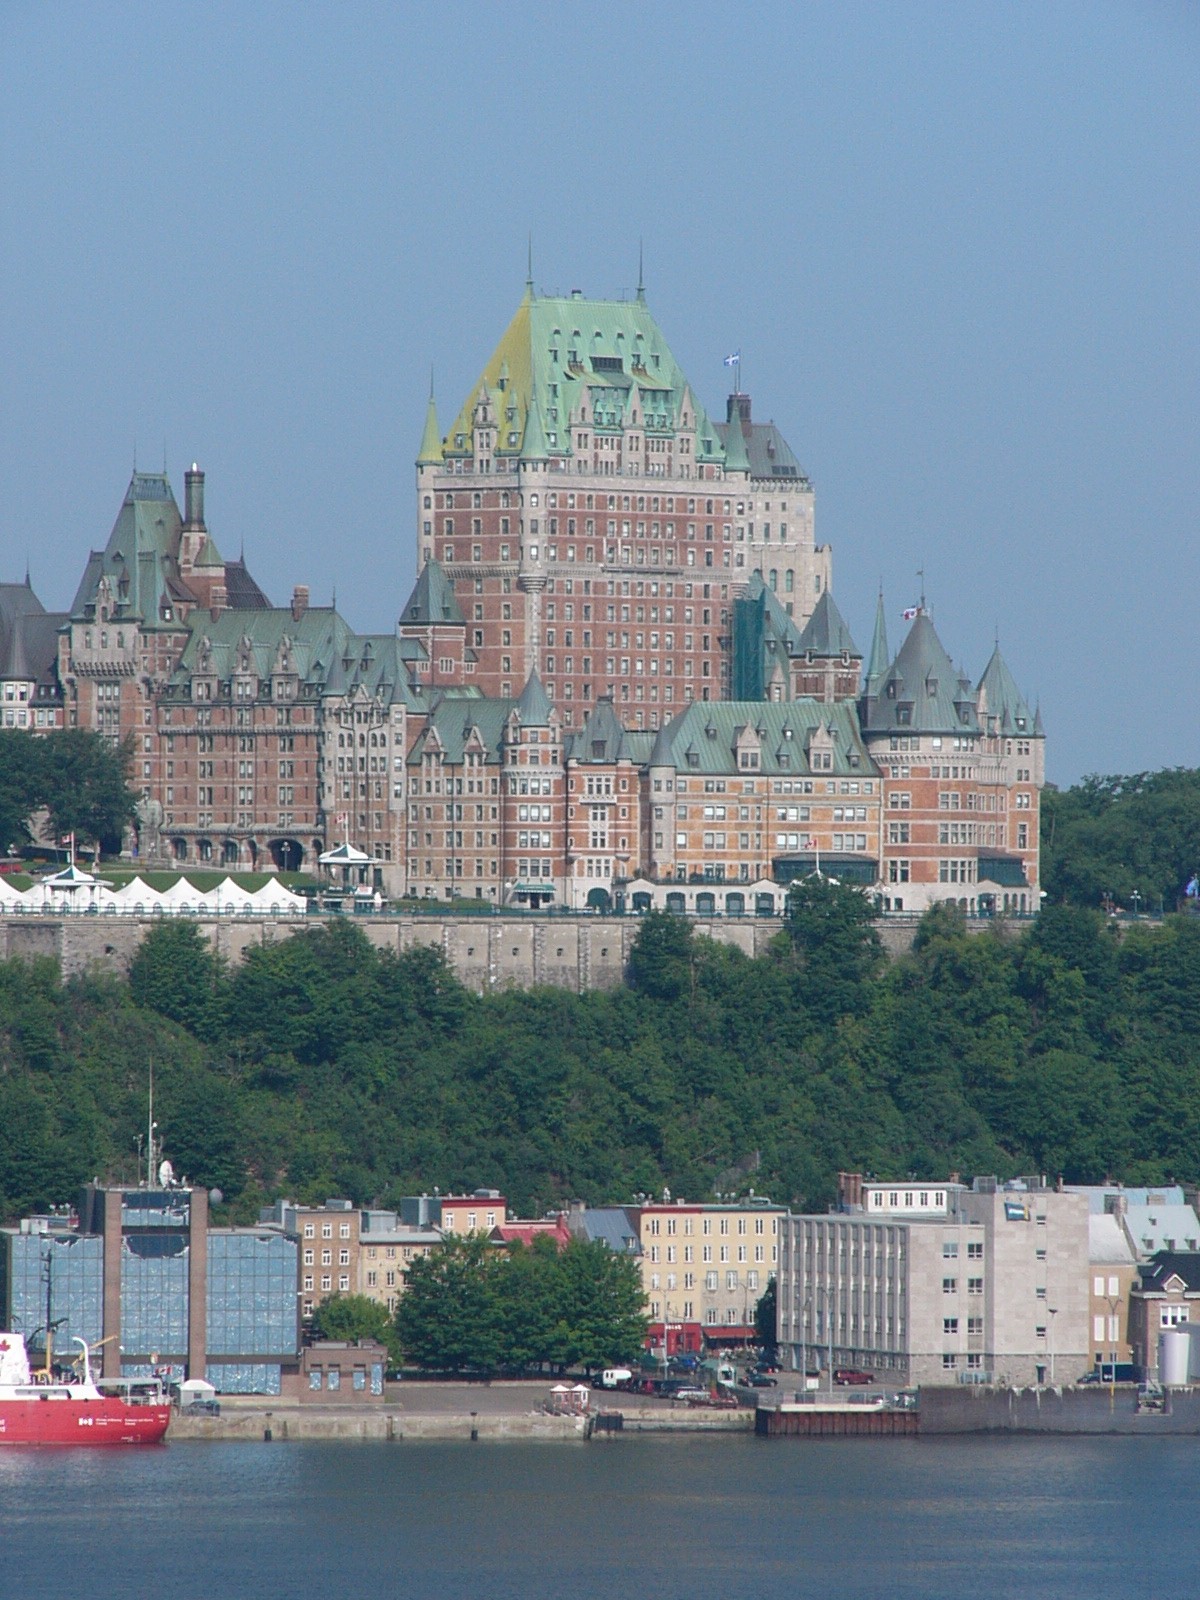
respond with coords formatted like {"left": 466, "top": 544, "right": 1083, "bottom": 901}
{"left": 407, "top": 693, "right": 517, "bottom": 766}
{"left": 70, "top": 471, "right": 193, "bottom": 629}
{"left": 721, "top": 401, "right": 751, "bottom": 473}
{"left": 864, "top": 591, "right": 890, "bottom": 695}
{"left": 731, "top": 573, "right": 804, "bottom": 699}
{"left": 795, "top": 589, "right": 859, "bottom": 659}
{"left": 194, "top": 533, "right": 224, "bottom": 569}
{"left": 514, "top": 668, "right": 554, "bottom": 724}
{"left": 417, "top": 393, "right": 443, "bottom": 465}
{"left": 400, "top": 558, "right": 464, "bottom": 626}
{"left": 652, "top": 699, "right": 875, "bottom": 778}
{"left": 442, "top": 288, "right": 725, "bottom": 464}
{"left": 519, "top": 387, "right": 550, "bottom": 461}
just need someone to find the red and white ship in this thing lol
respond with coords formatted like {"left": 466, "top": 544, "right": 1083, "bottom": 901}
{"left": 0, "top": 1332, "right": 171, "bottom": 1446}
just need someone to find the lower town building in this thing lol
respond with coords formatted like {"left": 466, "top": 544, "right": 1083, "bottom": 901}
{"left": 638, "top": 1197, "right": 783, "bottom": 1354}
{"left": 0, "top": 1184, "right": 298, "bottom": 1393}
{"left": 776, "top": 1176, "right": 1089, "bottom": 1387}
{"left": 1129, "top": 1253, "right": 1200, "bottom": 1379}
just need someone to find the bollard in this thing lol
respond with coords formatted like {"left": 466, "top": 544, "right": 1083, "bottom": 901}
{"left": 470, "top": 1410, "right": 478, "bottom": 1441}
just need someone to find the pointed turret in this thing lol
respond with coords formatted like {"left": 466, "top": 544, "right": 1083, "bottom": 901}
{"left": 976, "top": 643, "right": 1036, "bottom": 736}
{"left": 417, "top": 391, "right": 443, "bottom": 465}
{"left": 400, "top": 557, "right": 465, "bottom": 626}
{"left": 865, "top": 591, "right": 889, "bottom": 695}
{"left": 515, "top": 668, "right": 553, "bottom": 725}
{"left": 796, "top": 590, "right": 859, "bottom": 659}
{"left": 519, "top": 387, "right": 550, "bottom": 462}
{"left": 722, "top": 393, "right": 750, "bottom": 473}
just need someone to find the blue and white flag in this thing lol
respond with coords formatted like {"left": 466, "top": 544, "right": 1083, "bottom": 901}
{"left": 723, "top": 350, "right": 740, "bottom": 367}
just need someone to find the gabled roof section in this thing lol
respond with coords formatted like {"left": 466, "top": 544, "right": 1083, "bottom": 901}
{"left": 443, "top": 288, "right": 725, "bottom": 464}
{"left": 651, "top": 699, "right": 876, "bottom": 778}
{"left": 0, "top": 583, "right": 63, "bottom": 685}
{"left": 795, "top": 590, "right": 860, "bottom": 659}
{"left": 1139, "top": 1251, "right": 1200, "bottom": 1293}
{"left": 861, "top": 611, "right": 979, "bottom": 736}
{"left": 71, "top": 471, "right": 194, "bottom": 628}
{"left": 407, "top": 694, "right": 517, "bottom": 765}
{"left": 514, "top": 668, "right": 554, "bottom": 725}
{"left": 977, "top": 644, "right": 1037, "bottom": 737}
{"left": 714, "top": 395, "right": 808, "bottom": 483}
{"left": 564, "top": 696, "right": 632, "bottom": 763}
{"left": 400, "top": 558, "right": 465, "bottom": 627}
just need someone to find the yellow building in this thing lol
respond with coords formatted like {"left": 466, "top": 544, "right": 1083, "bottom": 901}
{"left": 638, "top": 1197, "right": 782, "bottom": 1355}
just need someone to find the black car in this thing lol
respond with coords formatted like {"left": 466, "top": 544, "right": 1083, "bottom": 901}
{"left": 744, "top": 1371, "right": 777, "bottom": 1387}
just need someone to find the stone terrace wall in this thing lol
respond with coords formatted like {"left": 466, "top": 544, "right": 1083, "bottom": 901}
{"left": 0, "top": 911, "right": 1012, "bottom": 992}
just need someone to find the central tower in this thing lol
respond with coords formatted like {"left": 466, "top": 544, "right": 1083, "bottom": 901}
{"left": 414, "top": 278, "right": 829, "bottom": 728}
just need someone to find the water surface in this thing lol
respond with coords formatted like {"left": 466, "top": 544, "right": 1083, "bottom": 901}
{"left": 2, "top": 1434, "right": 1194, "bottom": 1599}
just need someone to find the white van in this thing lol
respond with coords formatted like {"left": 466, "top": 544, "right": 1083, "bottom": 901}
{"left": 599, "top": 1368, "right": 634, "bottom": 1388}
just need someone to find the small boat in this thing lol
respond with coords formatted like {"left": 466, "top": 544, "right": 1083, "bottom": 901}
{"left": 0, "top": 1332, "right": 171, "bottom": 1446}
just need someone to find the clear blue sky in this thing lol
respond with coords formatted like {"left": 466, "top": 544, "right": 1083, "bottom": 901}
{"left": 2, "top": 2, "right": 1196, "bottom": 785}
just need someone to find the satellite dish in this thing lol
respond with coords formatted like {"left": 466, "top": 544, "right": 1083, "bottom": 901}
{"left": 158, "top": 1159, "right": 175, "bottom": 1188}
{"left": 209, "top": 1188, "right": 224, "bottom": 1206}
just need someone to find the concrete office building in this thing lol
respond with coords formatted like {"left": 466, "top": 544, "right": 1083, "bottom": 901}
{"left": 776, "top": 1175, "right": 1089, "bottom": 1387}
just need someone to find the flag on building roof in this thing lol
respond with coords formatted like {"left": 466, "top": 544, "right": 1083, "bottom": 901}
{"left": 723, "top": 350, "right": 740, "bottom": 367}
{"left": 902, "top": 606, "right": 920, "bottom": 621}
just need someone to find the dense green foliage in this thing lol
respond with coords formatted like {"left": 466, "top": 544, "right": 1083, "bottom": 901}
{"left": 1042, "top": 768, "right": 1200, "bottom": 911}
{"left": 308, "top": 1292, "right": 403, "bottom": 1367}
{"left": 394, "top": 1235, "right": 648, "bottom": 1374}
{"left": 0, "top": 729, "right": 137, "bottom": 854}
{"left": 3, "top": 884, "right": 1200, "bottom": 1227}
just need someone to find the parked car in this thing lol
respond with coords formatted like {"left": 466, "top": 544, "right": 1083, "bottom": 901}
{"left": 673, "top": 1387, "right": 711, "bottom": 1405}
{"left": 181, "top": 1398, "right": 221, "bottom": 1416}
{"left": 744, "top": 1371, "right": 777, "bottom": 1387}
{"left": 833, "top": 1368, "right": 874, "bottom": 1386}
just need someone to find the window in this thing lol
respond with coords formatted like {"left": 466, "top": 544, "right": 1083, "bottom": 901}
{"left": 942, "top": 1241, "right": 959, "bottom": 1259}
{"left": 943, "top": 1318, "right": 959, "bottom": 1335}
{"left": 967, "top": 1242, "right": 983, "bottom": 1260}
{"left": 943, "top": 1278, "right": 957, "bottom": 1294}
{"left": 968, "top": 1277, "right": 983, "bottom": 1294}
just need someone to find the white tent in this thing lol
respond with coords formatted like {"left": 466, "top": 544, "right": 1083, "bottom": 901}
{"left": 247, "top": 880, "right": 306, "bottom": 916}
{"left": 109, "top": 876, "right": 164, "bottom": 913}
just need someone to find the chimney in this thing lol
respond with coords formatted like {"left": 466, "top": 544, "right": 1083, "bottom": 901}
{"left": 291, "top": 584, "right": 309, "bottom": 623}
{"left": 726, "top": 393, "right": 751, "bottom": 429}
{"left": 184, "top": 463, "right": 205, "bottom": 528}
{"left": 209, "top": 583, "right": 227, "bottom": 621}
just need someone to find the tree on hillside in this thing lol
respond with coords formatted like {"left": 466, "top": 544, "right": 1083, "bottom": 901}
{"left": 627, "top": 910, "right": 698, "bottom": 1002}
{"left": 128, "top": 921, "right": 226, "bottom": 1040}
{"left": 782, "top": 875, "right": 883, "bottom": 1024}
{"left": 1042, "top": 769, "right": 1200, "bottom": 910}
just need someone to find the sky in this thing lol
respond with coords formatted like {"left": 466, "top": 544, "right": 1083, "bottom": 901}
{"left": 1, "top": 2, "right": 1196, "bottom": 785}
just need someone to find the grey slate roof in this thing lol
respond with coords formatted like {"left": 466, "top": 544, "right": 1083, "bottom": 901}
{"left": 223, "top": 558, "right": 271, "bottom": 610}
{"left": 860, "top": 612, "right": 979, "bottom": 736}
{"left": 977, "top": 644, "right": 1037, "bottom": 736}
{"left": 0, "top": 583, "right": 64, "bottom": 687}
{"left": 714, "top": 398, "right": 808, "bottom": 482}
{"left": 573, "top": 1207, "right": 641, "bottom": 1253}
{"left": 795, "top": 589, "right": 860, "bottom": 659}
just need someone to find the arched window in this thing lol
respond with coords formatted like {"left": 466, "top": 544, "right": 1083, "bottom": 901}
{"left": 769, "top": 570, "right": 778, "bottom": 591}
{"left": 784, "top": 570, "right": 794, "bottom": 593}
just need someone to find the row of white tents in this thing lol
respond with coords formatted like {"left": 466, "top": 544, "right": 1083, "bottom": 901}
{"left": 0, "top": 864, "right": 308, "bottom": 917}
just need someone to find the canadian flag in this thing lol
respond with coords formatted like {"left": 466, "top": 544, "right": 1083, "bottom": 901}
{"left": 902, "top": 606, "right": 920, "bottom": 621}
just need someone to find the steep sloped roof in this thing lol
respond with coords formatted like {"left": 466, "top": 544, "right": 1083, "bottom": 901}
{"left": 977, "top": 644, "right": 1037, "bottom": 736}
{"left": 795, "top": 589, "right": 860, "bottom": 659}
{"left": 861, "top": 611, "right": 979, "bottom": 736}
{"left": 400, "top": 558, "right": 465, "bottom": 627}
{"left": 514, "top": 668, "right": 554, "bottom": 725}
{"left": 71, "top": 471, "right": 195, "bottom": 628}
{"left": 442, "top": 288, "right": 725, "bottom": 466}
{"left": 651, "top": 699, "right": 876, "bottom": 778}
{"left": 564, "top": 696, "right": 634, "bottom": 763}
{"left": 407, "top": 694, "right": 517, "bottom": 765}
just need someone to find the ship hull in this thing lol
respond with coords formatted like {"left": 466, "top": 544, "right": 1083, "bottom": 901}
{"left": 0, "top": 1398, "right": 171, "bottom": 1445}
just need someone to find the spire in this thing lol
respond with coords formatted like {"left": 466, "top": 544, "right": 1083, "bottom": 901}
{"left": 519, "top": 386, "right": 550, "bottom": 461}
{"left": 515, "top": 668, "right": 553, "bottom": 725}
{"left": 865, "top": 589, "right": 890, "bottom": 692}
{"left": 525, "top": 234, "right": 534, "bottom": 300}
{"left": 417, "top": 390, "right": 443, "bottom": 466}
{"left": 637, "top": 238, "right": 645, "bottom": 303}
{"left": 723, "top": 402, "right": 750, "bottom": 474}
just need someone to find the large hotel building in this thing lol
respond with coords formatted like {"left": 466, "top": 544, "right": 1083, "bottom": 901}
{"left": 1, "top": 273, "right": 1044, "bottom": 914}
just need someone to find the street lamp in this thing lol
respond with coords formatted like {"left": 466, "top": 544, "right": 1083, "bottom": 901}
{"left": 1131, "top": 889, "right": 1142, "bottom": 918}
{"left": 1104, "top": 1294, "right": 1123, "bottom": 1385}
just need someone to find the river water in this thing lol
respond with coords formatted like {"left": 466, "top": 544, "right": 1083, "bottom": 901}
{"left": 3, "top": 1434, "right": 1197, "bottom": 1599}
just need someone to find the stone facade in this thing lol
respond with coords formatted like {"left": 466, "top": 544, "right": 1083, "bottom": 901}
{"left": 776, "top": 1177, "right": 1090, "bottom": 1388}
{"left": 639, "top": 1198, "right": 784, "bottom": 1353}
